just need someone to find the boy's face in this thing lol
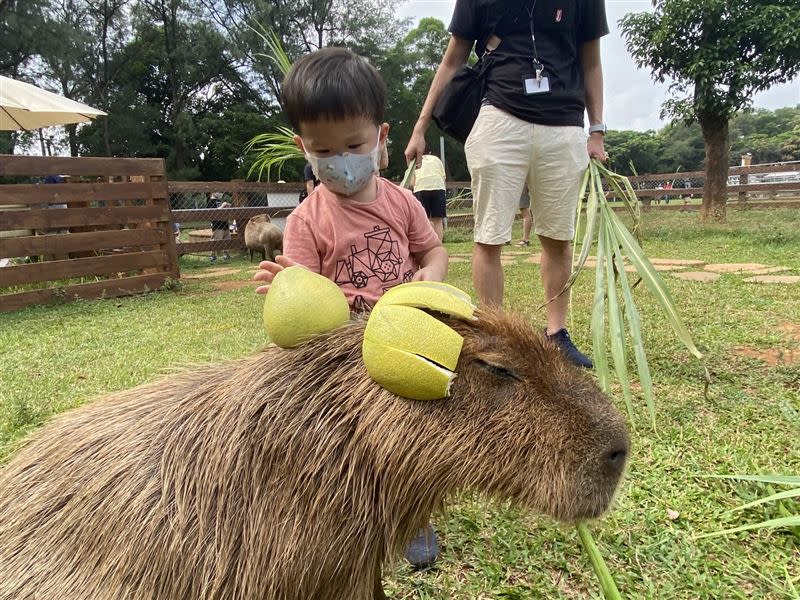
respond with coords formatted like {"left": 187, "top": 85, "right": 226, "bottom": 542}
{"left": 295, "top": 117, "right": 389, "bottom": 158}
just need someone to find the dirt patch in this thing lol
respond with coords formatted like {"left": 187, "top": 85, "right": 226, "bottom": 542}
{"left": 704, "top": 263, "right": 767, "bottom": 274}
{"left": 672, "top": 271, "right": 720, "bottom": 283}
{"left": 526, "top": 253, "right": 543, "bottom": 265}
{"left": 731, "top": 346, "right": 800, "bottom": 366}
{"left": 210, "top": 280, "right": 253, "bottom": 292}
{"left": 743, "top": 275, "right": 800, "bottom": 284}
{"left": 778, "top": 322, "right": 800, "bottom": 342}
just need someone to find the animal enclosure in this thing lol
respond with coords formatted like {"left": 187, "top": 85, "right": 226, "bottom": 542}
{"left": 0, "top": 155, "right": 179, "bottom": 312}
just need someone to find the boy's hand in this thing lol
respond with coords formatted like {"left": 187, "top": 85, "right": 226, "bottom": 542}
{"left": 253, "top": 255, "right": 298, "bottom": 294}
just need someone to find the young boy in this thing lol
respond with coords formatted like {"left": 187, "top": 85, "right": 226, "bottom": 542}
{"left": 253, "top": 47, "right": 447, "bottom": 566}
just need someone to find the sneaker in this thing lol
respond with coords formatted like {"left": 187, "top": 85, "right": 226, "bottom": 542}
{"left": 545, "top": 328, "right": 593, "bottom": 369}
{"left": 404, "top": 522, "right": 439, "bottom": 569}
{"left": 209, "top": 256, "right": 217, "bottom": 263}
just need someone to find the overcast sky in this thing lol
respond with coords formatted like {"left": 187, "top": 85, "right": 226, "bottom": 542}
{"left": 397, "top": 0, "right": 800, "bottom": 131}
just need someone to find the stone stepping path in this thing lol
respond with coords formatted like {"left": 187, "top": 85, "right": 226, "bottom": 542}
{"left": 447, "top": 250, "right": 798, "bottom": 285}
{"left": 705, "top": 263, "right": 767, "bottom": 273}
{"left": 673, "top": 271, "right": 721, "bottom": 283}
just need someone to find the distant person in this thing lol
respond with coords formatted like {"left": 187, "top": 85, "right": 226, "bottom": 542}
{"left": 208, "top": 192, "right": 231, "bottom": 263}
{"left": 299, "top": 162, "right": 319, "bottom": 203}
{"left": 516, "top": 184, "right": 533, "bottom": 246}
{"left": 411, "top": 148, "right": 447, "bottom": 241}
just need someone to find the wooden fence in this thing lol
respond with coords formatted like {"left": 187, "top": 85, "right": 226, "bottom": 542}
{"left": 0, "top": 155, "right": 179, "bottom": 312}
{"left": 441, "top": 161, "right": 800, "bottom": 208}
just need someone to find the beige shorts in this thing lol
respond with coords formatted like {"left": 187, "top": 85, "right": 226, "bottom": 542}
{"left": 465, "top": 105, "right": 589, "bottom": 244}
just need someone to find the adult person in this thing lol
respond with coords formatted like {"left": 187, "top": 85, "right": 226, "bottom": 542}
{"left": 517, "top": 183, "right": 533, "bottom": 246}
{"left": 411, "top": 147, "right": 447, "bottom": 241}
{"left": 299, "top": 162, "right": 319, "bottom": 204}
{"left": 208, "top": 192, "right": 231, "bottom": 263}
{"left": 404, "top": 0, "right": 609, "bottom": 368}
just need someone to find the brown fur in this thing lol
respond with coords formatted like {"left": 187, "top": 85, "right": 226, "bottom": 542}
{"left": 244, "top": 214, "right": 283, "bottom": 262}
{"left": 0, "top": 308, "right": 629, "bottom": 600}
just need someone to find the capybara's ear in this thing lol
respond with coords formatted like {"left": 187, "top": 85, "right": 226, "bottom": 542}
{"left": 362, "top": 282, "right": 476, "bottom": 400}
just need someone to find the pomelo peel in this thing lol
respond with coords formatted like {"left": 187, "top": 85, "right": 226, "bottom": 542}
{"left": 263, "top": 266, "right": 350, "bottom": 348}
{"left": 362, "top": 281, "right": 474, "bottom": 400}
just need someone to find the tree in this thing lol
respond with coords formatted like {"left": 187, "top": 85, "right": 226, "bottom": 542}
{"left": 621, "top": 1, "right": 800, "bottom": 221}
{"left": 603, "top": 130, "right": 662, "bottom": 175}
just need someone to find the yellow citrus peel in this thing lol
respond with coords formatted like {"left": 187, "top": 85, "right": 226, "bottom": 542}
{"left": 263, "top": 266, "right": 350, "bottom": 348}
{"left": 362, "top": 281, "right": 475, "bottom": 400}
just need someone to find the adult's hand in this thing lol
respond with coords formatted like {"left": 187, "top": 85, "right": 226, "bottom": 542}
{"left": 404, "top": 130, "right": 427, "bottom": 169}
{"left": 587, "top": 133, "right": 607, "bottom": 162}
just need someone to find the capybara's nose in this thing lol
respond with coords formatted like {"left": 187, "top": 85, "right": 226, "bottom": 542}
{"left": 602, "top": 441, "right": 629, "bottom": 478}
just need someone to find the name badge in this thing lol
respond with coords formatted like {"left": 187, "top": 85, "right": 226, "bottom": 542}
{"left": 524, "top": 75, "right": 550, "bottom": 95}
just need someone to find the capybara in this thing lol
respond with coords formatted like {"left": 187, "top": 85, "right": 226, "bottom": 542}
{"left": 244, "top": 213, "right": 283, "bottom": 262}
{"left": 0, "top": 308, "right": 629, "bottom": 600}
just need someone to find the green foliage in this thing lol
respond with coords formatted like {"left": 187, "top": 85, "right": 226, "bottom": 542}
{"left": 620, "top": 1, "right": 800, "bottom": 125}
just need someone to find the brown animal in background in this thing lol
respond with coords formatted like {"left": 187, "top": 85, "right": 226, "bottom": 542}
{"left": 0, "top": 309, "right": 629, "bottom": 600}
{"left": 244, "top": 213, "right": 283, "bottom": 262}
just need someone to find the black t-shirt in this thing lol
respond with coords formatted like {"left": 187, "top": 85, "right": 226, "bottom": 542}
{"left": 449, "top": 0, "right": 609, "bottom": 127}
{"left": 303, "top": 162, "right": 319, "bottom": 186}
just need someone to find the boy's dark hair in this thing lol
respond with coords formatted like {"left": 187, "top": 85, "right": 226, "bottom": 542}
{"left": 282, "top": 47, "right": 386, "bottom": 132}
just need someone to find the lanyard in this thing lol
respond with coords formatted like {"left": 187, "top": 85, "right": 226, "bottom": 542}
{"left": 525, "top": 0, "right": 544, "bottom": 79}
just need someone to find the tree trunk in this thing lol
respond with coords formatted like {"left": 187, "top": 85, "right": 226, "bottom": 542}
{"left": 66, "top": 123, "right": 78, "bottom": 156}
{"left": 699, "top": 113, "right": 729, "bottom": 222}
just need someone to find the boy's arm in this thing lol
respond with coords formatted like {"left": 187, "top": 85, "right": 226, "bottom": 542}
{"left": 413, "top": 245, "right": 448, "bottom": 282}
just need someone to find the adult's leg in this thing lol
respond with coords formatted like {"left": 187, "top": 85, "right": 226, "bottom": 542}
{"left": 529, "top": 125, "right": 588, "bottom": 333}
{"left": 465, "top": 106, "right": 532, "bottom": 306}
{"left": 539, "top": 235, "right": 572, "bottom": 334}
{"left": 430, "top": 217, "right": 444, "bottom": 241}
{"left": 429, "top": 189, "right": 446, "bottom": 242}
{"left": 473, "top": 242, "right": 504, "bottom": 306}
{"left": 521, "top": 207, "right": 533, "bottom": 242}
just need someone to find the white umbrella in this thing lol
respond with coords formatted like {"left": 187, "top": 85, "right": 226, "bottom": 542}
{"left": 0, "top": 75, "right": 106, "bottom": 131}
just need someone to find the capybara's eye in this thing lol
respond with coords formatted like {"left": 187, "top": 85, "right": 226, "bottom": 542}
{"left": 473, "top": 358, "right": 521, "bottom": 382}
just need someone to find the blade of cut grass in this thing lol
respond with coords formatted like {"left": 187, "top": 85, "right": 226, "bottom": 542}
{"left": 605, "top": 207, "right": 704, "bottom": 360}
{"left": 250, "top": 25, "right": 293, "bottom": 76}
{"left": 245, "top": 127, "right": 303, "bottom": 181}
{"left": 603, "top": 221, "right": 635, "bottom": 422}
{"left": 606, "top": 203, "right": 655, "bottom": 428}
{"left": 696, "top": 515, "right": 800, "bottom": 539}
{"left": 400, "top": 160, "right": 416, "bottom": 189}
{"left": 787, "top": 567, "right": 799, "bottom": 600}
{"left": 704, "top": 474, "right": 800, "bottom": 486}
{"left": 562, "top": 163, "right": 599, "bottom": 293}
{"left": 724, "top": 487, "right": 800, "bottom": 514}
{"left": 576, "top": 522, "right": 623, "bottom": 600}
{"left": 592, "top": 213, "right": 610, "bottom": 393}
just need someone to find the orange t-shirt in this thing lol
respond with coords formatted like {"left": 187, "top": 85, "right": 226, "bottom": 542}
{"left": 283, "top": 178, "right": 441, "bottom": 312}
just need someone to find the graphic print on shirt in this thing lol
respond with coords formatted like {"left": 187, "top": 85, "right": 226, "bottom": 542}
{"left": 334, "top": 225, "right": 403, "bottom": 290}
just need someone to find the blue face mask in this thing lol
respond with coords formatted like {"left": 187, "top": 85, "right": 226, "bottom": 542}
{"left": 305, "top": 128, "right": 382, "bottom": 196}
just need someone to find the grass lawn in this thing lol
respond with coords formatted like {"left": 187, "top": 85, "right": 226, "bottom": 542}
{"left": 1, "top": 208, "right": 799, "bottom": 598}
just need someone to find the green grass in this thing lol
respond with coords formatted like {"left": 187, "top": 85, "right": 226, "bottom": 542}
{"left": 2, "top": 209, "right": 799, "bottom": 598}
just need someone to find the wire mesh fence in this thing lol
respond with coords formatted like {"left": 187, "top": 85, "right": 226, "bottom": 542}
{"left": 166, "top": 162, "right": 800, "bottom": 261}
{"left": 168, "top": 181, "right": 303, "bottom": 261}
